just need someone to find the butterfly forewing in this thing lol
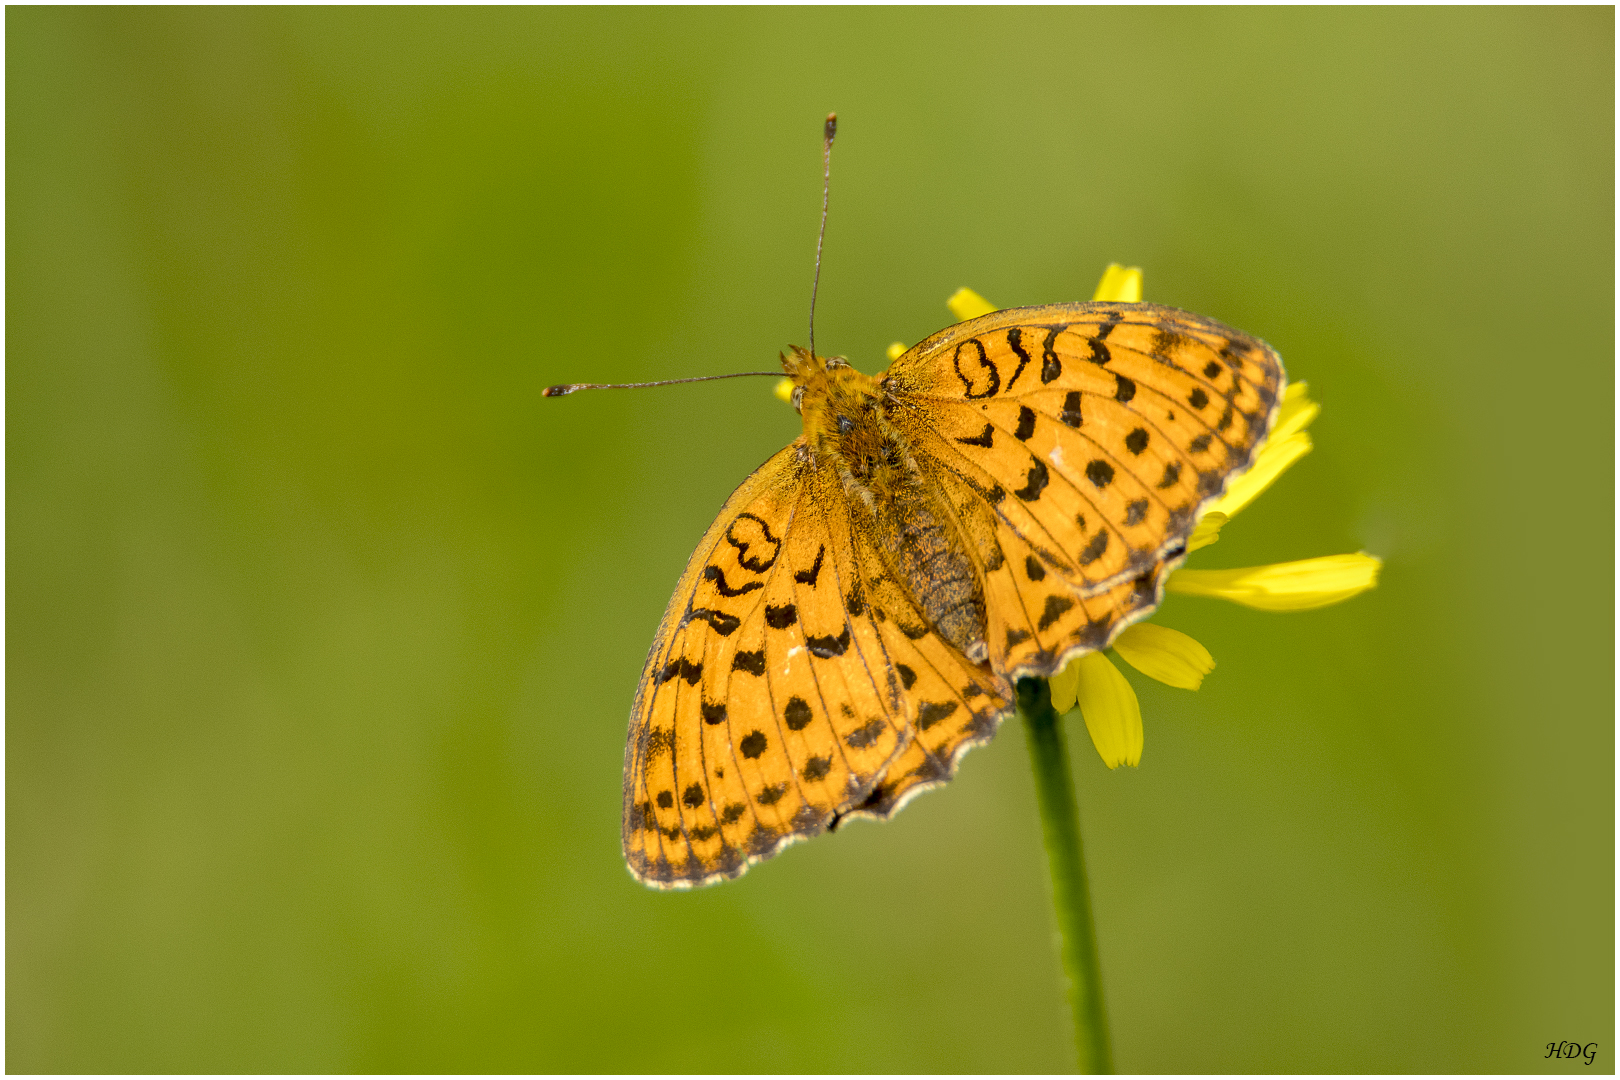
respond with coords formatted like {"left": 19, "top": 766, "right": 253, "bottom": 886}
{"left": 881, "top": 302, "right": 1285, "bottom": 597}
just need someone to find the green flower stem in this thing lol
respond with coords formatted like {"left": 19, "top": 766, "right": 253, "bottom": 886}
{"left": 1018, "top": 676, "right": 1114, "bottom": 1074}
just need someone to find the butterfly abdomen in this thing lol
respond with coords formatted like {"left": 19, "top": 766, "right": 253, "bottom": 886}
{"left": 869, "top": 481, "right": 988, "bottom": 663}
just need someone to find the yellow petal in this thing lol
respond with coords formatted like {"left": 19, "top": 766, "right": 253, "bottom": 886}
{"left": 1205, "top": 430, "right": 1313, "bottom": 518}
{"left": 1072, "top": 652, "right": 1142, "bottom": 769}
{"left": 1165, "top": 553, "right": 1382, "bottom": 611}
{"left": 1112, "top": 623, "right": 1215, "bottom": 691}
{"left": 773, "top": 378, "right": 794, "bottom": 403}
{"left": 1271, "top": 381, "right": 1320, "bottom": 442}
{"left": 948, "top": 287, "right": 998, "bottom": 322}
{"left": 1091, "top": 263, "right": 1143, "bottom": 303}
{"left": 1186, "top": 510, "right": 1229, "bottom": 552}
{"left": 1049, "top": 656, "right": 1081, "bottom": 714}
{"left": 886, "top": 341, "right": 907, "bottom": 362}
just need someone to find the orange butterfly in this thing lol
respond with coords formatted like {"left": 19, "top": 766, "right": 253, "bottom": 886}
{"left": 618, "top": 297, "right": 1285, "bottom": 887}
{"left": 553, "top": 119, "right": 1286, "bottom": 888}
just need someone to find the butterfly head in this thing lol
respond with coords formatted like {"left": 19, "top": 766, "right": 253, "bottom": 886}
{"left": 782, "top": 345, "right": 906, "bottom": 490}
{"left": 780, "top": 344, "right": 870, "bottom": 414}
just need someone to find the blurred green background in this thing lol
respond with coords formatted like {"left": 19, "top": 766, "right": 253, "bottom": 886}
{"left": 8, "top": 7, "right": 1613, "bottom": 1073}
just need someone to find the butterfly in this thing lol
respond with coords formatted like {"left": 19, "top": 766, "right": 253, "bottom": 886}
{"left": 620, "top": 300, "right": 1285, "bottom": 888}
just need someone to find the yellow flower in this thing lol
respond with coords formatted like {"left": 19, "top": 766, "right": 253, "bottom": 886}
{"left": 959, "top": 265, "right": 1380, "bottom": 769}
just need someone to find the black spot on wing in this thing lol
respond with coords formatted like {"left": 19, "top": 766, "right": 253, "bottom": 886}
{"left": 1158, "top": 461, "right": 1182, "bottom": 489}
{"left": 1114, "top": 374, "right": 1136, "bottom": 403}
{"left": 703, "top": 565, "right": 763, "bottom": 597}
{"left": 1024, "top": 554, "right": 1047, "bottom": 582}
{"left": 1125, "top": 428, "right": 1149, "bottom": 455}
{"left": 765, "top": 603, "right": 798, "bottom": 629}
{"left": 806, "top": 625, "right": 851, "bottom": 658}
{"left": 793, "top": 544, "right": 825, "bottom": 586}
{"left": 683, "top": 783, "right": 705, "bottom": 808}
{"left": 1040, "top": 326, "right": 1065, "bottom": 383}
{"left": 689, "top": 608, "right": 741, "bottom": 636}
{"left": 1006, "top": 628, "right": 1031, "bottom": 649}
{"left": 784, "top": 696, "right": 813, "bottom": 731}
{"left": 1037, "top": 595, "right": 1075, "bottom": 632}
{"left": 701, "top": 700, "right": 727, "bottom": 725}
{"left": 895, "top": 663, "right": 917, "bottom": 690}
{"left": 1005, "top": 327, "right": 1033, "bottom": 389}
{"left": 917, "top": 701, "right": 959, "bottom": 731}
{"left": 1125, "top": 499, "right": 1148, "bottom": 526}
{"left": 1085, "top": 460, "right": 1115, "bottom": 488}
{"left": 732, "top": 649, "right": 765, "bottom": 675}
{"left": 656, "top": 790, "right": 674, "bottom": 809}
{"left": 740, "top": 731, "right": 768, "bottom": 758}
{"left": 1060, "top": 391, "right": 1083, "bottom": 428}
{"left": 1014, "top": 459, "right": 1050, "bottom": 501}
{"left": 845, "top": 718, "right": 886, "bottom": 748}
{"left": 1078, "top": 529, "right": 1109, "bottom": 566}
{"left": 1014, "top": 406, "right": 1037, "bottom": 441}
{"left": 1188, "top": 433, "right": 1212, "bottom": 454}
{"left": 802, "top": 756, "right": 831, "bottom": 782}
{"left": 1189, "top": 387, "right": 1210, "bottom": 410}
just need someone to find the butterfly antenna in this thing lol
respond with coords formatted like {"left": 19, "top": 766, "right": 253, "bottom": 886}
{"left": 542, "top": 371, "right": 782, "bottom": 397}
{"left": 807, "top": 112, "right": 836, "bottom": 361}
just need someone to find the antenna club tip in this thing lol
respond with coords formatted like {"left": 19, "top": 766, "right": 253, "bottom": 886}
{"left": 542, "top": 384, "right": 576, "bottom": 397}
{"left": 824, "top": 113, "right": 837, "bottom": 141}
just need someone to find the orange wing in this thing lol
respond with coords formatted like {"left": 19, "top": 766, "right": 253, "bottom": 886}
{"left": 877, "top": 301, "right": 1283, "bottom": 677}
{"left": 624, "top": 444, "right": 1013, "bottom": 888}
{"left": 880, "top": 301, "right": 1285, "bottom": 600}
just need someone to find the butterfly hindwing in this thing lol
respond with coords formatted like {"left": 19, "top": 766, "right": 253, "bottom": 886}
{"left": 828, "top": 490, "right": 1014, "bottom": 821}
{"left": 924, "top": 457, "right": 1174, "bottom": 679}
